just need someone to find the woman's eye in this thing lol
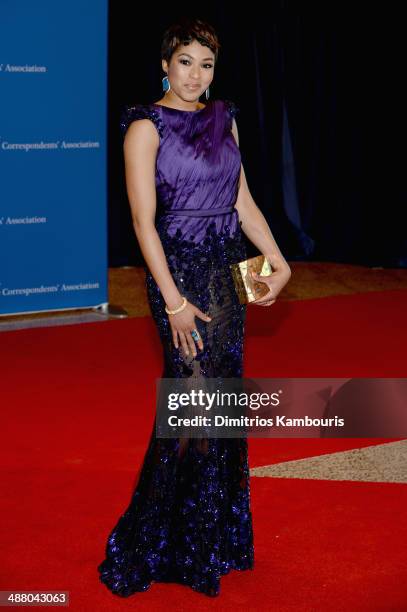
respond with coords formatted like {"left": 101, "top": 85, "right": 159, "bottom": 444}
{"left": 179, "top": 60, "right": 213, "bottom": 69}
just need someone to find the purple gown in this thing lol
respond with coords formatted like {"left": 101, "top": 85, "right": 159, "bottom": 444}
{"left": 98, "top": 99, "right": 255, "bottom": 597}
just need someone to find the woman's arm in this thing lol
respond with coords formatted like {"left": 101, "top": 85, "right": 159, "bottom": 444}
{"left": 231, "top": 119, "right": 291, "bottom": 276}
{"left": 123, "top": 120, "right": 211, "bottom": 356}
{"left": 123, "top": 120, "right": 183, "bottom": 311}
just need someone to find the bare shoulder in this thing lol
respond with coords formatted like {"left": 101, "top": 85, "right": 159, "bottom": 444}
{"left": 124, "top": 117, "right": 160, "bottom": 151}
{"left": 121, "top": 103, "right": 164, "bottom": 144}
{"left": 231, "top": 117, "right": 239, "bottom": 146}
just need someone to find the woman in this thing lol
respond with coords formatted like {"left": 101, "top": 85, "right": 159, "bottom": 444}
{"left": 98, "top": 17, "right": 291, "bottom": 598}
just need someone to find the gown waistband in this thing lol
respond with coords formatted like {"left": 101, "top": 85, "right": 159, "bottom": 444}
{"left": 161, "top": 206, "right": 236, "bottom": 217}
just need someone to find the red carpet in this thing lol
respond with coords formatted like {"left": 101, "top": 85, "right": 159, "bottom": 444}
{"left": 1, "top": 289, "right": 406, "bottom": 610}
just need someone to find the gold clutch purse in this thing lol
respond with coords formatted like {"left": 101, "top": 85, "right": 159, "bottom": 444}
{"left": 229, "top": 254, "right": 274, "bottom": 304}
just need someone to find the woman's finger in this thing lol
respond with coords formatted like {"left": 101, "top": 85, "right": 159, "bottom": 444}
{"left": 172, "top": 328, "right": 179, "bottom": 348}
{"left": 254, "top": 292, "right": 274, "bottom": 305}
{"left": 186, "top": 331, "right": 197, "bottom": 357}
{"left": 178, "top": 330, "right": 189, "bottom": 356}
{"left": 191, "top": 323, "right": 204, "bottom": 351}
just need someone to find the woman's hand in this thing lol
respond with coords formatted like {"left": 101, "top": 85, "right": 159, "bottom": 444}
{"left": 167, "top": 301, "right": 212, "bottom": 357}
{"left": 251, "top": 260, "right": 291, "bottom": 307}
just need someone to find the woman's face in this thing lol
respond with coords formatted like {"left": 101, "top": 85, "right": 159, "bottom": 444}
{"left": 163, "top": 39, "right": 215, "bottom": 103}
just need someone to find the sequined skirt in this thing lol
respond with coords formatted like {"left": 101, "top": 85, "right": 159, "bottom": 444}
{"left": 97, "top": 219, "right": 255, "bottom": 597}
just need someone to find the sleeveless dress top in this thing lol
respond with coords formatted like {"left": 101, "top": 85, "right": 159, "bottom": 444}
{"left": 119, "top": 99, "right": 248, "bottom": 348}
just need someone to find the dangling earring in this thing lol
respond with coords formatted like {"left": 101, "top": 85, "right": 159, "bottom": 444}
{"left": 205, "top": 86, "right": 210, "bottom": 100}
{"left": 162, "top": 75, "right": 170, "bottom": 92}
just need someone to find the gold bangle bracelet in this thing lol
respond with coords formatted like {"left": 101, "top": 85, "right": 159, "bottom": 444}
{"left": 165, "top": 296, "right": 187, "bottom": 315}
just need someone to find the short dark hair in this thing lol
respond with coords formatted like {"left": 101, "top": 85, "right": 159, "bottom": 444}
{"left": 161, "top": 17, "right": 221, "bottom": 65}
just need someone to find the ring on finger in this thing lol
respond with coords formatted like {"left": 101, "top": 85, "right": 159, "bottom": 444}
{"left": 191, "top": 329, "right": 201, "bottom": 342}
